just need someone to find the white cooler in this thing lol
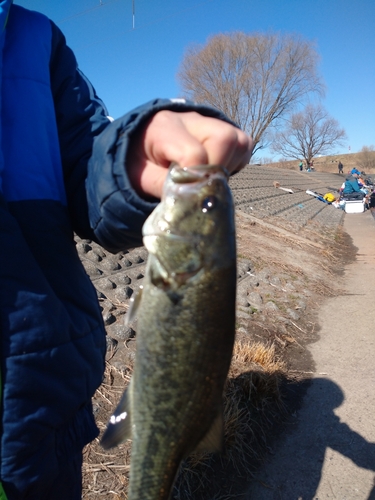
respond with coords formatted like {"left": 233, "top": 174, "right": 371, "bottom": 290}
{"left": 344, "top": 200, "right": 365, "bottom": 213}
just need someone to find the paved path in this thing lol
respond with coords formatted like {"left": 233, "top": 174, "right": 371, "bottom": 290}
{"left": 247, "top": 211, "right": 375, "bottom": 500}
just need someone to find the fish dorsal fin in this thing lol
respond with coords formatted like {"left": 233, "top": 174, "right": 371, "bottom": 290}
{"left": 101, "top": 384, "right": 132, "bottom": 449}
{"left": 194, "top": 411, "right": 224, "bottom": 454}
{"left": 125, "top": 286, "right": 143, "bottom": 325}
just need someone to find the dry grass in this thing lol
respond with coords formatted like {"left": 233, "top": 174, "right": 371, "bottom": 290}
{"left": 83, "top": 341, "right": 287, "bottom": 499}
{"left": 83, "top": 363, "right": 132, "bottom": 499}
{"left": 267, "top": 151, "right": 375, "bottom": 174}
{"left": 173, "top": 341, "right": 286, "bottom": 500}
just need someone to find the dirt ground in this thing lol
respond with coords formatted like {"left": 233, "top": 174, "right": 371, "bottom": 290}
{"left": 82, "top": 203, "right": 355, "bottom": 499}
{"left": 247, "top": 211, "right": 375, "bottom": 500}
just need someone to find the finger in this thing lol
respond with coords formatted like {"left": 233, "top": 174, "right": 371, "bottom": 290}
{"left": 199, "top": 128, "right": 253, "bottom": 174}
{"left": 229, "top": 132, "right": 254, "bottom": 174}
{"left": 144, "top": 111, "right": 209, "bottom": 167}
{"left": 127, "top": 111, "right": 207, "bottom": 199}
{"left": 170, "top": 112, "right": 253, "bottom": 173}
{"left": 135, "top": 161, "right": 169, "bottom": 200}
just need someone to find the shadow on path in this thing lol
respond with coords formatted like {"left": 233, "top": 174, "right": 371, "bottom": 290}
{"left": 247, "top": 377, "right": 375, "bottom": 499}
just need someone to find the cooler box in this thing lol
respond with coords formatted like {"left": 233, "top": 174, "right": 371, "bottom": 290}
{"left": 344, "top": 200, "right": 365, "bottom": 213}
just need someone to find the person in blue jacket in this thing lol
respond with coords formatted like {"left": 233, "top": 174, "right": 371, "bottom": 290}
{"left": 342, "top": 173, "right": 364, "bottom": 200}
{"left": 0, "top": 2, "right": 252, "bottom": 499}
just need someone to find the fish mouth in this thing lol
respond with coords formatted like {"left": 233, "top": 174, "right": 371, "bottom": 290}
{"left": 168, "top": 163, "right": 229, "bottom": 184}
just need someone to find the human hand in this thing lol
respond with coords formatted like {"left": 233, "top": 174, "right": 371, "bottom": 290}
{"left": 127, "top": 111, "right": 253, "bottom": 199}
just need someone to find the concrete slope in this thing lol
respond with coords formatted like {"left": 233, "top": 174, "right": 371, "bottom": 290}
{"left": 230, "top": 166, "right": 345, "bottom": 232}
{"left": 247, "top": 211, "right": 375, "bottom": 500}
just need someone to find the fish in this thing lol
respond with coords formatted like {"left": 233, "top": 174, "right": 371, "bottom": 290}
{"left": 101, "top": 163, "right": 237, "bottom": 500}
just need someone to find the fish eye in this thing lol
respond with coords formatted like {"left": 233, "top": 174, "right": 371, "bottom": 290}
{"left": 201, "top": 195, "right": 217, "bottom": 213}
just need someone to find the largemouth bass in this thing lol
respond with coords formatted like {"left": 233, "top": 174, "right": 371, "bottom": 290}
{"left": 101, "top": 164, "right": 237, "bottom": 500}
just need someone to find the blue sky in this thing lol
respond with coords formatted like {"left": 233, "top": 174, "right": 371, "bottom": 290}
{"left": 16, "top": 0, "right": 375, "bottom": 158}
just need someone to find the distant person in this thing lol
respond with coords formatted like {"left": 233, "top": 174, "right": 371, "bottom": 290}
{"left": 338, "top": 161, "right": 343, "bottom": 174}
{"left": 357, "top": 174, "right": 366, "bottom": 188}
{"left": 357, "top": 175, "right": 370, "bottom": 206}
{"left": 299, "top": 161, "right": 303, "bottom": 171}
{"left": 342, "top": 173, "right": 365, "bottom": 200}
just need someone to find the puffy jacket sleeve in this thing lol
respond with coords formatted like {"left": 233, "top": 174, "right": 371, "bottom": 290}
{"left": 49, "top": 22, "right": 237, "bottom": 253}
{"left": 86, "top": 98, "right": 238, "bottom": 253}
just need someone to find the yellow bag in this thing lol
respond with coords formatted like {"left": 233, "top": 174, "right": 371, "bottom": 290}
{"left": 323, "top": 192, "right": 336, "bottom": 203}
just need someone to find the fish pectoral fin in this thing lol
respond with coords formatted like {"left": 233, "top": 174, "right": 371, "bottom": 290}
{"left": 125, "top": 286, "right": 143, "bottom": 325}
{"left": 194, "top": 412, "right": 224, "bottom": 454}
{"left": 100, "top": 386, "right": 132, "bottom": 450}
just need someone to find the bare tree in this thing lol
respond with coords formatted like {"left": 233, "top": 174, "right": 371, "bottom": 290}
{"left": 270, "top": 104, "right": 347, "bottom": 165}
{"left": 356, "top": 145, "right": 375, "bottom": 172}
{"left": 177, "top": 32, "right": 324, "bottom": 153}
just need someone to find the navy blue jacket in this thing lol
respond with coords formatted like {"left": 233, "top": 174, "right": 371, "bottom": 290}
{"left": 0, "top": 2, "right": 234, "bottom": 495}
